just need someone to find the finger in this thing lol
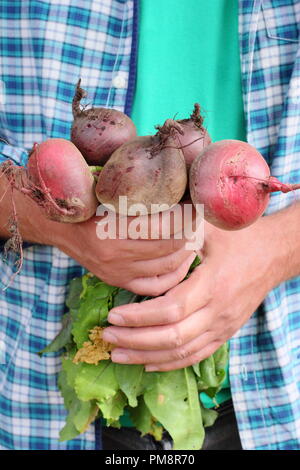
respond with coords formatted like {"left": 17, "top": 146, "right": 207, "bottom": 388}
{"left": 144, "top": 202, "right": 198, "bottom": 238}
{"left": 104, "top": 246, "right": 193, "bottom": 282}
{"left": 107, "top": 260, "right": 208, "bottom": 327}
{"left": 94, "top": 204, "right": 197, "bottom": 241}
{"left": 133, "top": 246, "right": 194, "bottom": 279}
{"left": 145, "top": 340, "right": 223, "bottom": 372}
{"left": 110, "top": 330, "right": 213, "bottom": 365}
{"left": 121, "top": 202, "right": 197, "bottom": 239}
{"left": 123, "top": 251, "right": 196, "bottom": 296}
{"left": 103, "top": 305, "right": 211, "bottom": 350}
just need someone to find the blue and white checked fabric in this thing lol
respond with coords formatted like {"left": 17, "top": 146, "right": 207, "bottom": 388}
{"left": 229, "top": 0, "right": 300, "bottom": 450}
{"left": 0, "top": 0, "right": 300, "bottom": 451}
{"left": 0, "top": 0, "right": 136, "bottom": 450}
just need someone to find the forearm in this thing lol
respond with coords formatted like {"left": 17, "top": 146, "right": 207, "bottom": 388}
{"left": 256, "top": 201, "right": 300, "bottom": 289}
{"left": 0, "top": 175, "right": 72, "bottom": 247}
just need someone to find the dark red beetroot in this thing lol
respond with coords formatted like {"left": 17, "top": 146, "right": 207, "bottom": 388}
{"left": 190, "top": 139, "right": 300, "bottom": 230}
{"left": 2, "top": 139, "right": 98, "bottom": 223}
{"left": 70, "top": 79, "right": 137, "bottom": 165}
{"left": 96, "top": 121, "right": 187, "bottom": 215}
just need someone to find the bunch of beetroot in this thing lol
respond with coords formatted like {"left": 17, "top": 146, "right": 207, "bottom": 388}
{"left": 1, "top": 78, "right": 300, "bottom": 239}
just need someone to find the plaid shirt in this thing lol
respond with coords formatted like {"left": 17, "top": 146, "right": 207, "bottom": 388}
{"left": 0, "top": 0, "right": 299, "bottom": 450}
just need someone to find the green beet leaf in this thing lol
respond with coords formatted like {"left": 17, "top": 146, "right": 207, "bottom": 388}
{"left": 61, "top": 357, "right": 81, "bottom": 388}
{"left": 113, "top": 288, "right": 139, "bottom": 308}
{"left": 74, "top": 361, "right": 119, "bottom": 403}
{"left": 129, "top": 396, "right": 152, "bottom": 435}
{"left": 115, "top": 364, "right": 144, "bottom": 407}
{"left": 213, "top": 342, "right": 229, "bottom": 372}
{"left": 58, "top": 368, "right": 75, "bottom": 410}
{"left": 143, "top": 368, "right": 204, "bottom": 450}
{"left": 193, "top": 342, "right": 229, "bottom": 398}
{"left": 129, "top": 396, "right": 163, "bottom": 441}
{"left": 58, "top": 363, "right": 99, "bottom": 441}
{"left": 200, "top": 403, "right": 218, "bottom": 428}
{"left": 200, "top": 355, "right": 219, "bottom": 389}
{"left": 38, "top": 313, "right": 73, "bottom": 356}
{"left": 66, "top": 277, "right": 84, "bottom": 310}
{"left": 59, "top": 414, "right": 81, "bottom": 442}
{"left": 97, "top": 390, "right": 127, "bottom": 426}
{"left": 72, "top": 400, "right": 99, "bottom": 434}
{"left": 72, "top": 282, "right": 117, "bottom": 347}
{"left": 59, "top": 398, "right": 99, "bottom": 441}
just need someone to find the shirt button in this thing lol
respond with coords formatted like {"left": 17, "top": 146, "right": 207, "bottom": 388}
{"left": 112, "top": 72, "right": 127, "bottom": 89}
{"left": 240, "top": 364, "right": 248, "bottom": 381}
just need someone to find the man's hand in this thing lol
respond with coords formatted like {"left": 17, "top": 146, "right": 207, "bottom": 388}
{"left": 103, "top": 203, "right": 300, "bottom": 370}
{"left": 60, "top": 214, "right": 196, "bottom": 296}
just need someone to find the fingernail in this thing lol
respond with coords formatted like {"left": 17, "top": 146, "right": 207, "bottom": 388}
{"left": 102, "top": 331, "right": 118, "bottom": 344}
{"left": 145, "top": 365, "right": 159, "bottom": 372}
{"left": 108, "top": 312, "right": 125, "bottom": 325}
{"left": 111, "top": 351, "right": 130, "bottom": 363}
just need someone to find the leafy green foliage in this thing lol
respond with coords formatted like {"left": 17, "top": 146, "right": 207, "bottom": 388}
{"left": 200, "top": 403, "right": 218, "bottom": 428}
{"left": 58, "top": 359, "right": 99, "bottom": 441}
{"left": 129, "top": 396, "right": 153, "bottom": 435}
{"left": 38, "top": 313, "right": 73, "bottom": 356}
{"left": 66, "top": 277, "right": 84, "bottom": 310}
{"left": 41, "top": 260, "right": 228, "bottom": 450}
{"left": 74, "top": 361, "right": 118, "bottom": 402}
{"left": 186, "top": 254, "right": 201, "bottom": 275}
{"left": 192, "top": 343, "right": 229, "bottom": 398}
{"left": 72, "top": 277, "right": 117, "bottom": 347}
{"left": 113, "top": 288, "right": 139, "bottom": 307}
{"left": 129, "top": 396, "right": 163, "bottom": 441}
{"left": 143, "top": 368, "right": 204, "bottom": 450}
{"left": 115, "top": 364, "right": 144, "bottom": 407}
{"left": 97, "top": 390, "right": 127, "bottom": 426}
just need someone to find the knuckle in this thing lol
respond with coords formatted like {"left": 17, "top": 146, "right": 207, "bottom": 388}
{"left": 169, "top": 301, "right": 185, "bottom": 322}
{"left": 173, "top": 346, "right": 189, "bottom": 361}
{"left": 169, "top": 325, "right": 184, "bottom": 348}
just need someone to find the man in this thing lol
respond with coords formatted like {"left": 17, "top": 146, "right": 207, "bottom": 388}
{"left": 1, "top": 0, "right": 300, "bottom": 450}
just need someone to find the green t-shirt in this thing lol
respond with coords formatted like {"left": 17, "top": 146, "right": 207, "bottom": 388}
{"left": 131, "top": 0, "right": 246, "bottom": 141}
{"left": 131, "top": 0, "right": 247, "bottom": 409}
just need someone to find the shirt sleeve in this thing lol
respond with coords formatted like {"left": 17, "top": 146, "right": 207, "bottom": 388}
{"left": 0, "top": 140, "right": 29, "bottom": 166}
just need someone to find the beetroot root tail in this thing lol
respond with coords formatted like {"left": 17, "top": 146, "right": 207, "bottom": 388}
{"left": 264, "top": 177, "right": 300, "bottom": 194}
